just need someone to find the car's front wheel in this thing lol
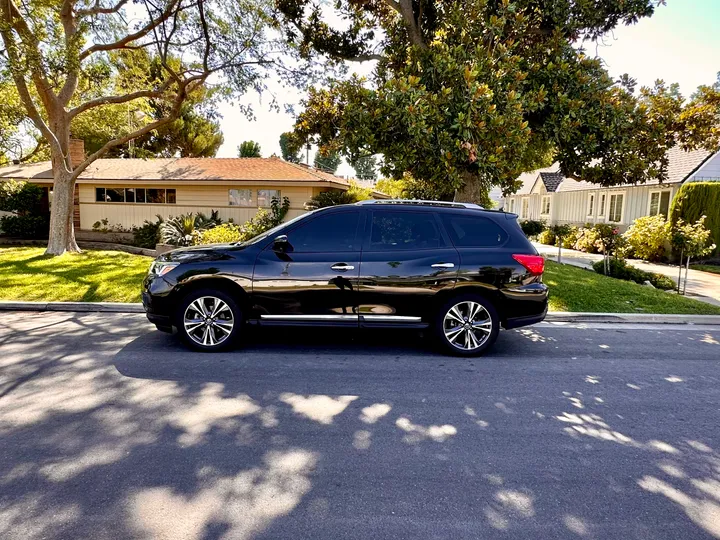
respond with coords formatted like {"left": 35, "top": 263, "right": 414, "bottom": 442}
{"left": 175, "top": 289, "right": 242, "bottom": 351}
{"left": 434, "top": 294, "right": 499, "bottom": 357}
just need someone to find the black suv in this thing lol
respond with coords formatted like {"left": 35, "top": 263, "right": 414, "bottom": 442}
{"left": 143, "top": 200, "right": 548, "bottom": 356}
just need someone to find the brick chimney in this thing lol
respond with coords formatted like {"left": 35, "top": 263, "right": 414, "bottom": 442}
{"left": 69, "top": 139, "right": 85, "bottom": 169}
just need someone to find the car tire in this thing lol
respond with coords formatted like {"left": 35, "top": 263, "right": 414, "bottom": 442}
{"left": 175, "top": 288, "right": 242, "bottom": 352}
{"left": 433, "top": 293, "right": 499, "bottom": 357}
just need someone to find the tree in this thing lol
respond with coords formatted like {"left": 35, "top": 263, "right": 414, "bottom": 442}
{"left": 313, "top": 149, "right": 341, "bottom": 173}
{"left": 351, "top": 155, "right": 377, "bottom": 182}
{"left": 0, "top": 0, "right": 294, "bottom": 255}
{"left": 238, "top": 141, "right": 262, "bottom": 157}
{"left": 280, "top": 0, "right": 716, "bottom": 205}
{"left": 279, "top": 132, "right": 301, "bottom": 162}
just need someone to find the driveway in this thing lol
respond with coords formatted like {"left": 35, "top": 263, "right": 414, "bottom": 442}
{"left": 0, "top": 312, "right": 719, "bottom": 539}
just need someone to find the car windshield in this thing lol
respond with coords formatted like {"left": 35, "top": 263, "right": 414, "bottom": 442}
{"left": 235, "top": 210, "right": 318, "bottom": 246}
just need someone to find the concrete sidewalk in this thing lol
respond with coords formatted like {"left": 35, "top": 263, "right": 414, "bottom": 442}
{"left": 533, "top": 242, "right": 720, "bottom": 307}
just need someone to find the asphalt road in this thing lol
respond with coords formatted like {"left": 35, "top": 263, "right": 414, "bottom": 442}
{"left": 1, "top": 312, "right": 719, "bottom": 540}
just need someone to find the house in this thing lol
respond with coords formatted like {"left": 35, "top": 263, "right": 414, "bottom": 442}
{"left": 504, "top": 147, "right": 720, "bottom": 229}
{"left": 0, "top": 141, "right": 387, "bottom": 231}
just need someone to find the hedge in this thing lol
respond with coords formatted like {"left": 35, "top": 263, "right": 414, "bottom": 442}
{"left": 670, "top": 182, "right": 720, "bottom": 254}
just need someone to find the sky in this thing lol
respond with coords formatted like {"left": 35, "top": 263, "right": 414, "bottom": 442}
{"left": 214, "top": 0, "right": 720, "bottom": 178}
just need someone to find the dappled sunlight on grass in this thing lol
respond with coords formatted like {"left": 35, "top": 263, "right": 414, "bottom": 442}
{"left": 0, "top": 247, "right": 151, "bottom": 303}
{"left": 544, "top": 261, "right": 720, "bottom": 315}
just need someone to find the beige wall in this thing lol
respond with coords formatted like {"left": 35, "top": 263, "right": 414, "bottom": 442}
{"left": 78, "top": 184, "right": 315, "bottom": 230}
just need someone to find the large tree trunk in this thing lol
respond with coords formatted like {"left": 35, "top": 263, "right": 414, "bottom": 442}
{"left": 454, "top": 171, "right": 491, "bottom": 207}
{"left": 45, "top": 131, "right": 81, "bottom": 255}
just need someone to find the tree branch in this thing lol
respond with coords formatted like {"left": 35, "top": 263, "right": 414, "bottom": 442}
{"left": 79, "top": 0, "right": 182, "bottom": 60}
{"left": 76, "top": 0, "right": 131, "bottom": 17}
{"left": 67, "top": 83, "right": 173, "bottom": 119}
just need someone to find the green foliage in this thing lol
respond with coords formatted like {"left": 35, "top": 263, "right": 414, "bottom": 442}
{"left": 375, "top": 177, "right": 410, "bottom": 199}
{"left": 559, "top": 226, "right": 580, "bottom": 249}
{"left": 670, "top": 182, "right": 720, "bottom": 255}
{"left": 306, "top": 190, "right": 358, "bottom": 209}
{"left": 351, "top": 155, "right": 377, "bottom": 182}
{"left": 238, "top": 141, "right": 262, "bottom": 158}
{"left": 132, "top": 216, "right": 165, "bottom": 249}
{"left": 593, "top": 224, "right": 626, "bottom": 257}
{"left": 622, "top": 215, "right": 670, "bottom": 261}
{"left": 235, "top": 197, "right": 292, "bottom": 242}
{"left": 573, "top": 225, "right": 602, "bottom": 254}
{"left": 282, "top": 0, "right": 716, "bottom": 204}
{"left": 537, "top": 229, "right": 556, "bottom": 246}
{"left": 279, "top": 132, "right": 302, "bottom": 163}
{"left": 196, "top": 223, "right": 243, "bottom": 245}
{"left": 0, "top": 215, "right": 50, "bottom": 238}
{"left": 592, "top": 258, "right": 675, "bottom": 290}
{"left": 313, "top": 149, "right": 341, "bottom": 173}
{"left": 671, "top": 216, "right": 716, "bottom": 260}
{"left": 0, "top": 180, "right": 43, "bottom": 215}
{"left": 519, "top": 220, "right": 546, "bottom": 238}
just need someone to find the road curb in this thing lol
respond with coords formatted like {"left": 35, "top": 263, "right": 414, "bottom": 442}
{"left": 0, "top": 301, "right": 144, "bottom": 313}
{"left": 1, "top": 302, "right": 719, "bottom": 325}
{"left": 545, "top": 312, "right": 720, "bottom": 325}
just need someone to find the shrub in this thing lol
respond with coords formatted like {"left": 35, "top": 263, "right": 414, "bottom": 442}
{"left": 573, "top": 226, "right": 601, "bottom": 253}
{"left": 560, "top": 226, "right": 579, "bottom": 249}
{"left": 196, "top": 223, "right": 243, "bottom": 244}
{"left": 0, "top": 179, "right": 43, "bottom": 215}
{"left": 92, "top": 218, "right": 130, "bottom": 233}
{"left": 670, "top": 182, "right": 720, "bottom": 255}
{"left": 0, "top": 214, "right": 50, "bottom": 238}
{"left": 592, "top": 258, "right": 675, "bottom": 290}
{"left": 537, "top": 229, "right": 556, "bottom": 245}
{"left": 305, "top": 190, "right": 357, "bottom": 209}
{"left": 161, "top": 214, "right": 205, "bottom": 246}
{"left": 520, "top": 219, "right": 545, "bottom": 238}
{"left": 622, "top": 215, "right": 670, "bottom": 261}
{"left": 133, "top": 215, "right": 164, "bottom": 248}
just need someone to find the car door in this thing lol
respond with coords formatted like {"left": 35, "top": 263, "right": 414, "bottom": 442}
{"left": 356, "top": 208, "right": 460, "bottom": 325}
{"left": 251, "top": 208, "right": 363, "bottom": 325}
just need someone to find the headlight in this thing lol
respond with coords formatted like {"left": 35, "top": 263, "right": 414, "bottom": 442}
{"left": 149, "top": 261, "right": 180, "bottom": 276}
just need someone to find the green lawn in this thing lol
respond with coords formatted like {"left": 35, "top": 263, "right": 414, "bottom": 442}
{"left": 544, "top": 260, "right": 720, "bottom": 315}
{"left": 690, "top": 264, "right": 720, "bottom": 276}
{"left": 0, "top": 247, "right": 151, "bottom": 303}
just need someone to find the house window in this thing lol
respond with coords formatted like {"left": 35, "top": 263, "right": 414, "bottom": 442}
{"left": 258, "top": 189, "right": 281, "bottom": 207}
{"left": 229, "top": 189, "right": 253, "bottom": 206}
{"left": 507, "top": 198, "right": 515, "bottom": 213}
{"left": 521, "top": 198, "right": 529, "bottom": 219}
{"left": 96, "top": 187, "right": 175, "bottom": 204}
{"left": 541, "top": 196, "right": 551, "bottom": 215}
{"left": 598, "top": 193, "right": 606, "bottom": 216}
{"left": 587, "top": 193, "right": 595, "bottom": 216}
{"left": 649, "top": 190, "right": 671, "bottom": 218}
{"left": 608, "top": 193, "right": 624, "bottom": 223}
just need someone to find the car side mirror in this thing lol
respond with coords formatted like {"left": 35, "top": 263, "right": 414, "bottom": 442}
{"left": 272, "top": 234, "right": 289, "bottom": 252}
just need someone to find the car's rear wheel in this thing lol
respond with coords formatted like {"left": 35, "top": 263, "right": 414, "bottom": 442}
{"left": 175, "top": 289, "right": 242, "bottom": 351}
{"left": 434, "top": 294, "right": 499, "bottom": 356}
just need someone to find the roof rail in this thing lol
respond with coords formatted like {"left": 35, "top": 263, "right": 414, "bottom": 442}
{"left": 357, "top": 199, "right": 484, "bottom": 209}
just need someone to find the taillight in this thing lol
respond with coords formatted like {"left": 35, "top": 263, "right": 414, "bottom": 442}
{"left": 513, "top": 254, "right": 545, "bottom": 275}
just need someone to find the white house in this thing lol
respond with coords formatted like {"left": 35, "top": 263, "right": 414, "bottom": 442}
{"left": 504, "top": 147, "right": 720, "bottom": 229}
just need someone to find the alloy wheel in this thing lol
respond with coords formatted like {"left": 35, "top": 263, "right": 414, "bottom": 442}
{"left": 443, "top": 301, "right": 493, "bottom": 351}
{"left": 183, "top": 296, "right": 234, "bottom": 347}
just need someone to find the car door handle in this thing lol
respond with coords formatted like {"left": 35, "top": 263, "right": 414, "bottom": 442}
{"left": 431, "top": 263, "right": 455, "bottom": 268}
{"left": 331, "top": 263, "right": 355, "bottom": 271}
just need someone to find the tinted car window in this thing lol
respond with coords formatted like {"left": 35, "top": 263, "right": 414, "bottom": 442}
{"left": 440, "top": 214, "right": 508, "bottom": 247}
{"left": 369, "top": 211, "right": 442, "bottom": 250}
{"left": 286, "top": 211, "right": 360, "bottom": 252}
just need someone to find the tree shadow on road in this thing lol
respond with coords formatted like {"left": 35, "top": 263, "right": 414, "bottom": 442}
{"left": 1, "top": 314, "right": 719, "bottom": 539}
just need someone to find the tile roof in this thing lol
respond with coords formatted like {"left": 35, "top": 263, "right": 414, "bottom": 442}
{"left": 0, "top": 157, "right": 354, "bottom": 185}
